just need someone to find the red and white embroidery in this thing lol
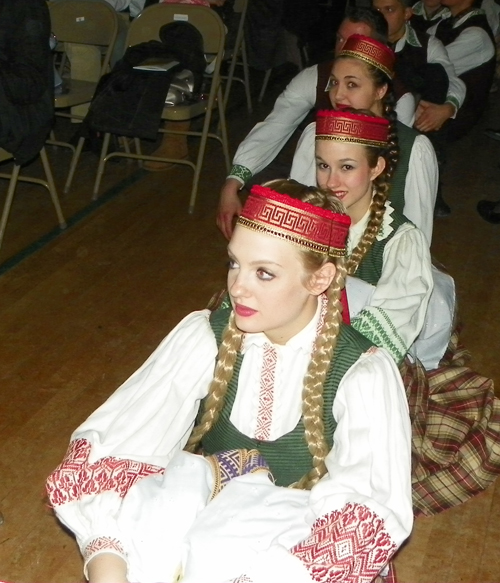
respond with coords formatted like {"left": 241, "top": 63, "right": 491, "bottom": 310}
{"left": 291, "top": 502, "right": 397, "bottom": 583}
{"left": 254, "top": 344, "right": 278, "bottom": 440}
{"left": 46, "top": 438, "right": 165, "bottom": 507}
{"left": 83, "top": 536, "right": 126, "bottom": 562}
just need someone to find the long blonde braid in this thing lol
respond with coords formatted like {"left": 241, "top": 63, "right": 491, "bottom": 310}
{"left": 295, "top": 256, "right": 347, "bottom": 489}
{"left": 266, "top": 180, "right": 347, "bottom": 490}
{"left": 184, "top": 313, "right": 243, "bottom": 453}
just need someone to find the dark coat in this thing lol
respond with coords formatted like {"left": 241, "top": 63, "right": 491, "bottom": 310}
{"left": 0, "top": 0, "right": 54, "bottom": 165}
{"left": 84, "top": 22, "right": 205, "bottom": 140}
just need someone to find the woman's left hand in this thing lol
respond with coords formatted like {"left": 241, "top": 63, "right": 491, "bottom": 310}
{"left": 414, "top": 101, "right": 455, "bottom": 133}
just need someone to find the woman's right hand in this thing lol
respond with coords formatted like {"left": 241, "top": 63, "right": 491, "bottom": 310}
{"left": 87, "top": 553, "right": 128, "bottom": 583}
{"left": 216, "top": 178, "right": 243, "bottom": 240}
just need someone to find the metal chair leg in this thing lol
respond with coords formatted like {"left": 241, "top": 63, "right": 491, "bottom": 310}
{"left": 92, "top": 132, "right": 111, "bottom": 200}
{"left": 0, "top": 164, "right": 21, "bottom": 252}
{"left": 40, "top": 147, "right": 67, "bottom": 229}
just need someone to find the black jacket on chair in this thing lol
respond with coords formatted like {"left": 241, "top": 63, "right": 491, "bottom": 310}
{"left": 0, "top": 0, "right": 54, "bottom": 165}
{"left": 84, "top": 22, "right": 205, "bottom": 141}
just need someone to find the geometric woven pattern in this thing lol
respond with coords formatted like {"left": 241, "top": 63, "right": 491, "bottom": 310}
{"left": 316, "top": 110, "right": 390, "bottom": 148}
{"left": 291, "top": 502, "right": 397, "bottom": 583}
{"left": 206, "top": 448, "right": 272, "bottom": 500}
{"left": 339, "top": 34, "right": 395, "bottom": 79}
{"left": 46, "top": 438, "right": 165, "bottom": 506}
{"left": 254, "top": 344, "right": 278, "bottom": 440}
{"left": 239, "top": 185, "right": 351, "bottom": 258}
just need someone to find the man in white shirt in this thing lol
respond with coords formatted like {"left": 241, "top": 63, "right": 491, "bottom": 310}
{"left": 373, "top": 0, "right": 465, "bottom": 133}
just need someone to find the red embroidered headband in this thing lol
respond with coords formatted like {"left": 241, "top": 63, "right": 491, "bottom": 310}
{"left": 237, "top": 185, "right": 351, "bottom": 258}
{"left": 316, "top": 110, "right": 389, "bottom": 147}
{"left": 338, "top": 34, "right": 395, "bottom": 79}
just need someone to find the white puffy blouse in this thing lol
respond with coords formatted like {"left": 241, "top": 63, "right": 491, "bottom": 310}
{"left": 47, "top": 301, "right": 413, "bottom": 583}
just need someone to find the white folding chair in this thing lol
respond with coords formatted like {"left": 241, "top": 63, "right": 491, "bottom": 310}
{"left": 47, "top": 0, "right": 118, "bottom": 193}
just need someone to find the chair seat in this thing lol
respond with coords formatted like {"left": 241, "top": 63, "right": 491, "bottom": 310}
{"left": 54, "top": 79, "right": 98, "bottom": 108}
{"left": 161, "top": 99, "right": 211, "bottom": 121}
{"left": 0, "top": 149, "right": 13, "bottom": 163}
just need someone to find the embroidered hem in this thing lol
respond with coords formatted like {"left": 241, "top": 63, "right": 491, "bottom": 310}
{"left": 83, "top": 537, "right": 127, "bottom": 579}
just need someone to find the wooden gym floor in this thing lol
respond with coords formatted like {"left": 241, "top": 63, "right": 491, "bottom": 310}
{"left": 1, "top": 71, "right": 500, "bottom": 582}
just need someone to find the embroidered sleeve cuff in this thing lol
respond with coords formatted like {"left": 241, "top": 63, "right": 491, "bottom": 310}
{"left": 82, "top": 536, "right": 128, "bottom": 580}
{"left": 291, "top": 502, "right": 397, "bottom": 583}
{"left": 352, "top": 308, "right": 407, "bottom": 365}
{"left": 227, "top": 164, "right": 253, "bottom": 185}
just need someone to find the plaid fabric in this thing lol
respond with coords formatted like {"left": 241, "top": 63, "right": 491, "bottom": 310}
{"left": 401, "top": 326, "right": 500, "bottom": 516}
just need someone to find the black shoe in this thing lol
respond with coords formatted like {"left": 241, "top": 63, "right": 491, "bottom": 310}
{"left": 477, "top": 200, "right": 500, "bottom": 224}
{"left": 434, "top": 195, "right": 451, "bottom": 218}
{"left": 484, "top": 128, "right": 500, "bottom": 141}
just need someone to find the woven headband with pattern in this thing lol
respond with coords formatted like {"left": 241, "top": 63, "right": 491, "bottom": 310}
{"left": 316, "top": 109, "right": 389, "bottom": 147}
{"left": 338, "top": 34, "right": 395, "bottom": 79}
{"left": 237, "top": 185, "right": 351, "bottom": 257}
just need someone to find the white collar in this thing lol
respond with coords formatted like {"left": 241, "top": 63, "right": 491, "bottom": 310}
{"left": 347, "top": 199, "right": 396, "bottom": 254}
{"left": 451, "top": 8, "right": 485, "bottom": 28}
{"left": 394, "top": 23, "right": 422, "bottom": 51}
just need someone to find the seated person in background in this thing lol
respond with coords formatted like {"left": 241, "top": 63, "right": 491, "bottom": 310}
{"left": 426, "top": 0, "right": 496, "bottom": 135}
{"left": 373, "top": 0, "right": 466, "bottom": 129}
{"left": 290, "top": 35, "right": 438, "bottom": 246}
{"left": 46, "top": 179, "right": 413, "bottom": 583}
{"left": 422, "top": 0, "right": 496, "bottom": 215}
{"left": 0, "top": 0, "right": 53, "bottom": 165}
{"left": 217, "top": 7, "right": 397, "bottom": 239}
{"left": 299, "top": 109, "right": 434, "bottom": 365}
{"left": 295, "top": 109, "right": 453, "bottom": 370}
{"left": 411, "top": 0, "right": 451, "bottom": 34}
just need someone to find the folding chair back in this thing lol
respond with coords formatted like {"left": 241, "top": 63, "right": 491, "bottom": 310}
{"left": 126, "top": 3, "right": 224, "bottom": 56}
{"left": 48, "top": 0, "right": 119, "bottom": 193}
{"left": 222, "top": 0, "right": 252, "bottom": 112}
{"left": 93, "top": 3, "right": 230, "bottom": 213}
{"left": 49, "top": 0, "right": 118, "bottom": 77}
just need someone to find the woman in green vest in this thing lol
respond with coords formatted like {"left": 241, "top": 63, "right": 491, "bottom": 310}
{"left": 46, "top": 180, "right": 413, "bottom": 583}
{"left": 312, "top": 108, "right": 433, "bottom": 366}
{"left": 291, "top": 33, "right": 438, "bottom": 245}
{"left": 310, "top": 109, "right": 500, "bottom": 523}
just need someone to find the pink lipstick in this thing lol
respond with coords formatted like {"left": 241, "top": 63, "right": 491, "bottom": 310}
{"left": 234, "top": 304, "right": 257, "bottom": 317}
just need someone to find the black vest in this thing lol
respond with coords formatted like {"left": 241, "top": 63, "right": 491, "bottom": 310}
{"left": 434, "top": 12, "right": 495, "bottom": 138}
{"left": 394, "top": 30, "right": 449, "bottom": 104}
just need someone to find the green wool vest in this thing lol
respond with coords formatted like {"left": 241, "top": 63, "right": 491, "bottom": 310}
{"left": 389, "top": 121, "right": 418, "bottom": 215}
{"left": 201, "top": 303, "right": 374, "bottom": 487}
{"left": 355, "top": 207, "right": 410, "bottom": 286}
